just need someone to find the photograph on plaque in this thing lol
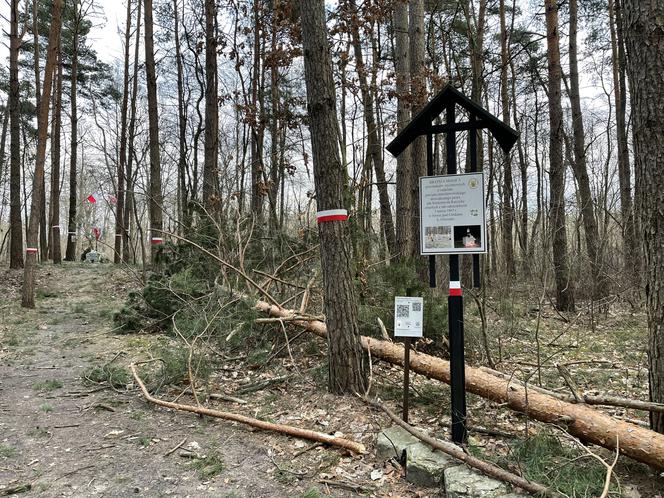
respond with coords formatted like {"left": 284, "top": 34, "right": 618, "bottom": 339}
{"left": 420, "top": 172, "right": 487, "bottom": 255}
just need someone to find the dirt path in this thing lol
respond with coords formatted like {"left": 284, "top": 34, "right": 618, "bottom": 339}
{"left": 0, "top": 264, "right": 369, "bottom": 497}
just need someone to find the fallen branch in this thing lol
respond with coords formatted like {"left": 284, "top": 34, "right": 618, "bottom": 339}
{"left": 163, "top": 437, "right": 187, "bottom": 457}
{"left": 255, "top": 300, "right": 664, "bottom": 469}
{"left": 130, "top": 364, "right": 364, "bottom": 454}
{"left": 365, "top": 398, "right": 560, "bottom": 497}
{"left": 234, "top": 374, "right": 292, "bottom": 395}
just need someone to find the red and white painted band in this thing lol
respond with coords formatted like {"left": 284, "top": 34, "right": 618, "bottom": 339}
{"left": 26, "top": 247, "right": 39, "bottom": 254}
{"left": 449, "top": 280, "right": 462, "bottom": 296}
{"left": 52, "top": 225, "right": 60, "bottom": 229}
{"left": 68, "top": 232, "right": 76, "bottom": 234}
{"left": 316, "top": 209, "right": 348, "bottom": 223}
{"left": 151, "top": 237, "right": 164, "bottom": 244}
{"left": 115, "top": 234, "right": 123, "bottom": 237}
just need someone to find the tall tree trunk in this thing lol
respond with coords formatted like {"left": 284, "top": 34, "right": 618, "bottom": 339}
{"left": 49, "top": 48, "right": 63, "bottom": 264}
{"left": 499, "top": 0, "right": 515, "bottom": 275}
{"left": 250, "top": 0, "right": 264, "bottom": 220}
{"left": 510, "top": 61, "right": 528, "bottom": 270}
{"left": 65, "top": 7, "right": 80, "bottom": 262}
{"left": 394, "top": 0, "right": 412, "bottom": 262}
{"left": 203, "top": 0, "right": 219, "bottom": 213}
{"left": 8, "top": 0, "right": 24, "bottom": 269}
{"left": 22, "top": 0, "right": 63, "bottom": 308}
{"left": 622, "top": 0, "right": 664, "bottom": 433}
{"left": 609, "top": 0, "right": 637, "bottom": 280}
{"left": 408, "top": 0, "right": 426, "bottom": 262}
{"left": 173, "top": 0, "right": 190, "bottom": 230}
{"left": 345, "top": 0, "right": 396, "bottom": 258}
{"left": 115, "top": 0, "right": 132, "bottom": 264}
{"left": 32, "top": 0, "right": 47, "bottom": 261}
{"left": 545, "top": 0, "right": 575, "bottom": 311}
{"left": 299, "top": 0, "right": 367, "bottom": 394}
{"left": 267, "top": 2, "right": 281, "bottom": 232}
{"left": 568, "top": 0, "right": 605, "bottom": 300}
{"left": 124, "top": 0, "right": 142, "bottom": 264}
{"left": 144, "top": 0, "right": 163, "bottom": 263}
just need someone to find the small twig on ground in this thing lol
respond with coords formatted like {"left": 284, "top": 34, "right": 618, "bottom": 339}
{"left": 0, "top": 482, "right": 32, "bottom": 496}
{"left": 318, "top": 479, "right": 375, "bottom": 493}
{"left": 55, "top": 465, "right": 96, "bottom": 481}
{"left": 163, "top": 437, "right": 187, "bottom": 457}
{"left": 557, "top": 430, "right": 619, "bottom": 498}
{"left": 293, "top": 442, "right": 322, "bottom": 458}
{"left": 234, "top": 375, "right": 292, "bottom": 395}
{"left": 91, "top": 403, "right": 116, "bottom": 412}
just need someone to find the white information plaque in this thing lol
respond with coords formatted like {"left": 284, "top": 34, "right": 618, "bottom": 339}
{"left": 420, "top": 172, "right": 487, "bottom": 255}
{"left": 394, "top": 296, "right": 424, "bottom": 338}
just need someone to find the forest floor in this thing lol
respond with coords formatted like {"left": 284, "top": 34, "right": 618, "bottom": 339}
{"left": 0, "top": 263, "right": 430, "bottom": 497}
{"left": 0, "top": 263, "right": 663, "bottom": 497}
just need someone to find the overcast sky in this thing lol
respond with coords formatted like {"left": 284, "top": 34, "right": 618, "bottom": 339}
{"left": 88, "top": 1, "right": 126, "bottom": 65}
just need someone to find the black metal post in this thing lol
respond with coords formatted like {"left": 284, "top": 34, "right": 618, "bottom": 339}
{"left": 403, "top": 336, "right": 411, "bottom": 422}
{"left": 446, "top": 104, "right": 467, "bottom": 444}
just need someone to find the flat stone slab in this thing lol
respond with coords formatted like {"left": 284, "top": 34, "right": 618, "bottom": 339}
{"left": 444, "top": 464, "right": 529, "bottom": 497}
{"left": 376, "top": 426, "right": 457, "bottom": 487}
{"left": 376, "top": 426, "right": 530, "bottom": 495}
{"left": 376, "top": 425, "right": 420, "bottom": 461}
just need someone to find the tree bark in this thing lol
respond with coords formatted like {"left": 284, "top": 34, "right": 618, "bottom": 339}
{"left": 299, "top": 0, "right": 367, "bottom": 394}
{"left": 622, "top": 0, "right": 664, "bottom": 433}
{"left": 499, "top": 0, "right": 515, "bottom": 275}
{"left": 250, "top": 0, "right": 264, "bottom": 221}
{"left": 568, "top": 0, "right": 605, "bottom": 301}
{"left": 22, "top": 0, "right": 63, "bottom": 308}
{"left": 144, "top": 0, "right": 163, "bottom": 263}
{"left": 203, "top": 0, "right": 219, "bottom": 213}
{"left": 609, "top": 0, "right": 638, "bottom": 280}
{"left": 124, "top": 0, "right": 142, "bottom": 264}
{"left": 545, "top": 0, "right": 575, "bottom": 311}
{"left": 8, "top": 0, "right": 24, "bottom": 269}
{"left": 393, "top": 0, "right": 412, "bottom": 262}
{"left": 173, "top": 0, "right": 190, "bottom": 230}
{"left": 408, "top": 0, "right": 426, "bottom": 262}
{"left": 115, "top": 0, "right": 132, "bottom": 264}
{"left": 64, "top": 5, "right": 80, "bottom": 262}
{"left": 49, "top": 47, "right": 63, "bottom": 264}
{"left": 32, "top": 0, "right": 47, "bottom": 262}
{"left": 256, "top": 300, "right": 664, "bottom": 470}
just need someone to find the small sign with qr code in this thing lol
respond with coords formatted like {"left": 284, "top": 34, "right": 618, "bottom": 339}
{"left": 394, "top": 296, "right": 424, "bottom": 338}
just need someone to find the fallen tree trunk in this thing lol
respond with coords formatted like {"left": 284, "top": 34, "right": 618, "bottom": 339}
{"left": 481, "top": 366, "right": 664, "bottom": 413}
{"left": 255, "top": 301, "right": 664, "bottom": 470}
{"left": 130, "top": 364, "right": 365, "bottom": 454}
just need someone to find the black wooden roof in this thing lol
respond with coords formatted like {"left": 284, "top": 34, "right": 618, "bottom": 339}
{"left": 386, "top": 83, "right": 519, "bottom": 157}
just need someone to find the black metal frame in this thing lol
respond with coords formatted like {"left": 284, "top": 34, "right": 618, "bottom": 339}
{"left": 387, "top": 84, "right": 518, "bottom": 444}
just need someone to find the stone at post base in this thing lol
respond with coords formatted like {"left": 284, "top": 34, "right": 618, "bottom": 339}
{"left": 444, "top": 464, "right": 529, "bottom": 497}
{"left": 377, "top": 426, "right": 530, "bottom": 496}
{"left": 376, "top": 426, "right": 457, "bottom": 487}
{"left": 376, "top": 425, "right": 420, "bottom": 461}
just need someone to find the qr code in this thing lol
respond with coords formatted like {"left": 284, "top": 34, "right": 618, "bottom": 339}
{"left": 396, "top": 304, "right": 410, "bottom": 318}
{"left": 411, "top": 302, "right": 422, "bottom": 312}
